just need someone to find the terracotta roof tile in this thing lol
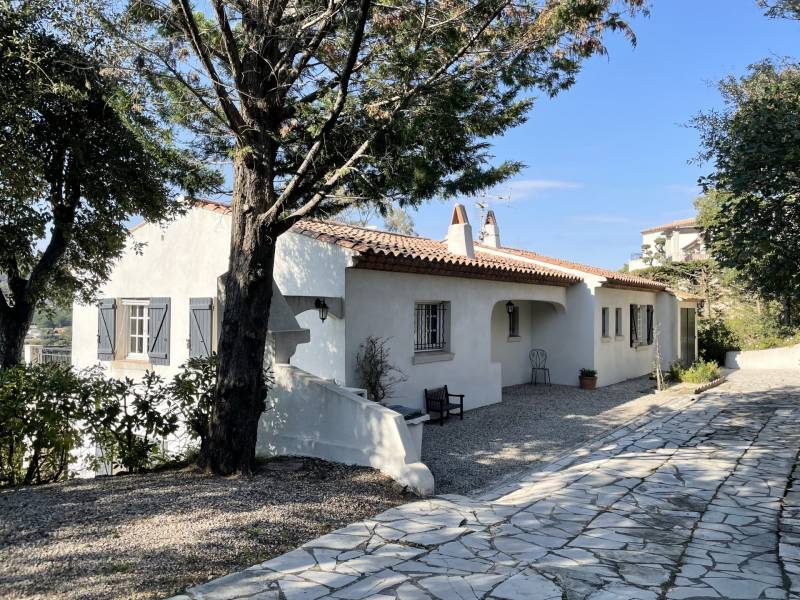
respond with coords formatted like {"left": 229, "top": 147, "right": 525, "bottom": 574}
{"left": 487, "top": 245, "right": 667, "bottom": 292}
{"left": 291, "top": 220, "right": 580, "bottom": 287}
{"left": 641, "top": 217, "right": 697, "bottom": 234}
{"left": 192, "top": 197, "right": 233, "bottom": 214}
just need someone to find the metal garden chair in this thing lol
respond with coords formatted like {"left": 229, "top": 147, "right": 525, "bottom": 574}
{"left": 529, "top": 348, "right": 551, "bottom": 386}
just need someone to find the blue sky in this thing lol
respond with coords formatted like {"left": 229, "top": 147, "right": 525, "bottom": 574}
{"left": 406, "top": 0, "right": 800, "bottom": 269}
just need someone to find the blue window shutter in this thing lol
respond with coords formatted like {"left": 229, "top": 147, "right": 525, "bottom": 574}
{"left": 189, "top": 298, "right": 213, "bottom": 358}
{"left": 97, "top": 299, "right": 116, "bottom": 360}
{"left": 148, "top": 297, "right": 170, "bottom": 365}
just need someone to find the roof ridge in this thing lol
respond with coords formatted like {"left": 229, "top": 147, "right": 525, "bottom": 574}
{"left": 641, "top": 217, "right": 697, "bottom": 234}
{"left": 306, "top": 218, "right": 425, "bottom": 240}
{"left": 481, "top": 243, "right": 666, "bottom": 291}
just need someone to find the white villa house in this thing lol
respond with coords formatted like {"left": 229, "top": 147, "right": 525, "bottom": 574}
{"left": 628, "top": 217, "right": 707, "bottom": 271}
{"left": 71, "top": 199, "right": 700, "bottom": 494}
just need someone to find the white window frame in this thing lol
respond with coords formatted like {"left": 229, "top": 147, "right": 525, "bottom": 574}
{"left": 124, "top": 299, "right": 149, "bottom": 360}
{"left": 615, "top": 307, "right": 623, "bottom": 337}
{"left": 601, "top": 307, "right": 610, "bottom": 338}
{"left": 414, "top": 302, "right": 449, "bottom": 353}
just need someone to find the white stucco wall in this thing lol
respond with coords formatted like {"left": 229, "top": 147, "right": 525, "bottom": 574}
{"left": 490, "top": 300, "right": 533, "bottom": 386}
{"left": 273, "top": 231, "right": 355, "bottom": 383}
{"left": 72, "top": 210, "right": 354, "bottom": 384}
{"left": 259, "top": 365, "right": 434, "bottom": 495}
{"left": 725, "top": 343, "right": 800, "bottom": 370}
{"left": 593, "top": 288, "right": 665, "bottom": 387}
{"left": 344, "top": 268, "right": 568, "bottom": 411}
{"left": 71, "top": 207, "right": 231, "bottom": 380}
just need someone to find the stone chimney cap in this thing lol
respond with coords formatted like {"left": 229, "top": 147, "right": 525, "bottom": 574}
{"left": 451, "top": 204, "right": 470, "bottom": 225}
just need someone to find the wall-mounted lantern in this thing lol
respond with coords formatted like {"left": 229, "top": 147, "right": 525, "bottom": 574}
{"left": 505, "top": 301, "right": 515, "bottom": 315}
{"left": 314, "top": 298, "right": 329, "bottom": 322}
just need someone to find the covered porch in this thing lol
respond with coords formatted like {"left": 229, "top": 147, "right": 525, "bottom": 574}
{"left": 489, "top": 298, "right": 578, "bottom": 388}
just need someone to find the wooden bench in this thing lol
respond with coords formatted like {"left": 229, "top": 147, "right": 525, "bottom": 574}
{"left": 424, "top": 385, "right": 464, "bottom": 426}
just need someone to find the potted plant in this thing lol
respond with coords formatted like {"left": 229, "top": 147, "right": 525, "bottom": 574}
{"left": 579, "top": 368, "right": 598, "bottom": 390}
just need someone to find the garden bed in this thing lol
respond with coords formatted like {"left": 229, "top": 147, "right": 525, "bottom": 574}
{"left": 0, "top": 458, "right": 408, "bottom": 600}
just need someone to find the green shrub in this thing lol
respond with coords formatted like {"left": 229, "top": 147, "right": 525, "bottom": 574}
{"left": 666, "top": 361, "right": 683, "bottom": 383}
{"left": 0, "top": 363, "right": 85, "bottom": 486}
{"left": 698, "top": 317, "right": 739, "bottom": 366}
{"left": 579, "top": 368, "right": 597, "bottom": 378}
{"left": 0, "top": 355, "right": 225, "bottom": 487}
{"left": 83, "top": 370, "right": 179, "bottom": 475}
{"left": 169, "top": 353, "right": 218, "bottom": 458}
{"left": 726, "top": 305, "right": 800, "bottom": 351}
{"left": 677, "top": 360, "right": 722, "bottom": 384}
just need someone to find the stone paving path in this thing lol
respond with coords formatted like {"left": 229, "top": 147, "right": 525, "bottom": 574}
{"left": 175, "top": 370, "right": 800, "bottom": 600}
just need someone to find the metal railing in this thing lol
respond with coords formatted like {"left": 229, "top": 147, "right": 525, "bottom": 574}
{"left": 25, "top": 345, "right": 71, "bottom": 365}
{"left": 41, "top": 346, "right": 71, "bottom": 365}
{"left": 414, "top": 303, "right": 447, "bottom": 352}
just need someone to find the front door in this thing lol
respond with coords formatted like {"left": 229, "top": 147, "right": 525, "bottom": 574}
{"left": 680, "top": 307, "right": 696, "bottom": 366}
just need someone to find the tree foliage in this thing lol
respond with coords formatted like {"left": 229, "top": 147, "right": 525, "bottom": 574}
{"left": 118, "top": 0, "right": 647, "bottom": 224}
{"left": 693, "top": 63, "right": 800, "bottom": 323}
{"left": 0, "top": 1, "right": 220, "bottom": 366}
{"left": 108, "top": 0, "right": 648, "bottom": 475}
{"left": 0, "top": 355, "right": 220, "bottom": 487}
{"left": 759, "top": 0, "right": 800, "bottom": 20}
{"left": 382, "top": 207, "right": 417, "bottom": 236}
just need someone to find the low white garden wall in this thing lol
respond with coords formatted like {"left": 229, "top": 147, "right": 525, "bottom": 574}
{"left": 258, "top": 365, "right": 434, "bottom": 496}
{"left": 725, "top": 343, "right": 800, "bottom": 370}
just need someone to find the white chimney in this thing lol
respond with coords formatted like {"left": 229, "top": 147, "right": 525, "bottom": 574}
{"left": 447, "top": 204, "right": 475, "bottom": 259}
{"left": 482, "top": 210, "right": 501, "bottom": 248}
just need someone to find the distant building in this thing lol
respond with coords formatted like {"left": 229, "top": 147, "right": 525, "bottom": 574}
{"left": 629, "top": 218, "right": 707, "bottom": 271}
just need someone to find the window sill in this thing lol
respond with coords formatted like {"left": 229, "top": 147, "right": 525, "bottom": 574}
{"left": 615, "top": 335, "right": 625, "bottom": 340}
{"left": 601, "top": 336, "right": 612, "bottom": 343}
{"left": 507, "top": 335, "right": 521, "bottom": 343}
{"left": 412, "top": 351, "right": 454, "bottom": 365}
{"left": 108, "top": 358, "right": 152, "bottom": 367}
{"left": 634, "top": 344, "right": 652, "bottom": 352}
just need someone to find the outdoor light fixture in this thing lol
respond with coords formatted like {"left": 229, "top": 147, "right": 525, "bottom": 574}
{"left": 506, "top": 301, "right": 515, "bottom": 314}
{"left": 315, "top": 298, "right": 329, "bottom": 322}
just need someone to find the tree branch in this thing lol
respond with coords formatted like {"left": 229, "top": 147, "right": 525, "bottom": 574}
{"left": 172, "top": 0, "right": 245, "bottom": 134}
{"left": 266, "top": 0, "right": 371, "bottom": 222}
{"left": 211, "top": 0, "right": 242, "bottom": 85}
{"left": 272, "top": 0, "right": 516, "bottom": 228}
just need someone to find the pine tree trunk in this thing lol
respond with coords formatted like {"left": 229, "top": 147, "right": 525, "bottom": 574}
{"left": 202, "top": 158, "right": 276, "bottom": 476}
{"left": 0, "top": 302, "right": 34, "bottom": 369}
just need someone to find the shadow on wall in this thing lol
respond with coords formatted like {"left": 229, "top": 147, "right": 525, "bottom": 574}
{"left": 274, "top": 232, "right": 348, "bottom": 296}
{"left": 257, "top": 365, "right": 434, "bottom": 495}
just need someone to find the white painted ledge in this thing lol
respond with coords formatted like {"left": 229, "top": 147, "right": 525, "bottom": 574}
{"left": 725, "top": 343, "right": 800, "bottom": 370}
{"left": 411, "top": 351, "right": 454, "bottom": 365}
{"left": 258, "top": 365, "right": 435, "bottom": 496}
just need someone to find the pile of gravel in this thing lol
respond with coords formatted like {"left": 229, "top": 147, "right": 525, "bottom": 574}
{"left": 0, "top": 458, "right": 408, "bottom": 600}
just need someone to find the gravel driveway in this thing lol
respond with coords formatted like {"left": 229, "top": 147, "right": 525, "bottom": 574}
{"left": 422, "top": 376, "right": 683, "bottom": 495}
{"left": 0, "top": 459, "right": 407, "bottom": 600}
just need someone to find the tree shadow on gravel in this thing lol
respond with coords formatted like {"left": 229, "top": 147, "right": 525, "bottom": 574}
{"left": 0, "top": 457, "right": 408, "bottom": 600}
{"left": 422, "top": 373, "right": 800, "bottom": 497}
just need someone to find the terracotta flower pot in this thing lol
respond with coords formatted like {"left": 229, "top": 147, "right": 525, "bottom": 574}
{"left": 579, "top": 376, "right": 597, "bottom": 390}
